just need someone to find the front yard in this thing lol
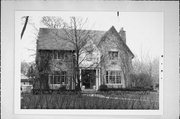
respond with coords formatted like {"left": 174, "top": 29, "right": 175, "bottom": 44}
{"left": 21, "top": 91, "right": 159, "bottom": 109}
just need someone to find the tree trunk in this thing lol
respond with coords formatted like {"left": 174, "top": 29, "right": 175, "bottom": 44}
{"left": 75, "top": 51, "right": 81, "bottom": 91}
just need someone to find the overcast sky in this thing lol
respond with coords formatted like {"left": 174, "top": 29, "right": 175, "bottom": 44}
{"left": 17, "top": 11, "right": 163, "bottom": 63}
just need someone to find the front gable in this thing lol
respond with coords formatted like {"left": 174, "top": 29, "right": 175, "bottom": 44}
{"left": 79, "top": 40, "right": 101, "bottom": 68}
{"left": 97, "top": 26, "right": 133, "bottom": 71}
{"left": 98, "top": 26, "right": 134, "bottom": 59}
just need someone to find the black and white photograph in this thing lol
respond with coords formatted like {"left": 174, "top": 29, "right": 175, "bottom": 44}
{"left": 2, "top": 1, "right": 179, "bottom": 119}
{"left": 16, "top": 11, "right": 163, "bottom": 110}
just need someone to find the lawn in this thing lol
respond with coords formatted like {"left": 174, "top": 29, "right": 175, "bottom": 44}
{"left": 21, "top": 91, "right": 159, "bottom": 109}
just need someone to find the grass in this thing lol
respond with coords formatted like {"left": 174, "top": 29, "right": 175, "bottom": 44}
{"left": 21, "top": 91, "right": 159, "bottom": 109}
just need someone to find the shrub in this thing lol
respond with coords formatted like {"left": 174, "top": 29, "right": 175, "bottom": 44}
{"left": 129, "top": 73, "right": 154, "bottom": 90}
{"left": 59, "top": 86, "right": 67, "bottom": 91}
{"left": 99, "top": 84, "right": 108, "bottom": 91}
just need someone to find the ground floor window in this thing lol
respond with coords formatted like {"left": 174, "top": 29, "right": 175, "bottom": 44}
{"left": 49, "top": 71, "right": 67, "bottom": 84}
{"left": 106, "top": 71, "right": 121, "bottom": 84}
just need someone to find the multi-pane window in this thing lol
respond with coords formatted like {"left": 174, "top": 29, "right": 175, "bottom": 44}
{"left": 53, "top": 51, "right": 67, "bottom": 60}
{"left": 49, "top": 71, "right": 67, "bottom": 84}
{"left": 86, "top": 53, "right": 93, "bottom": 61}
{"left": 108, "top": 51, "right": 118, "bottom": 60}
{"left": 106, "top": 71, "right": 121, "bottom": 84}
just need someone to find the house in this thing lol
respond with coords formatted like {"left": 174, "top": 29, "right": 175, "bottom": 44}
{"left": 36, "top": 26, "right": 134, "bottom": 90}
{"left": 21, "top": 74, "right": 33, "bottom": 93}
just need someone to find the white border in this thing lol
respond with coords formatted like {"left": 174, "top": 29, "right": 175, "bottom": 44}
{"left": 14, "top": 11, "right": 163, "bottom": 115}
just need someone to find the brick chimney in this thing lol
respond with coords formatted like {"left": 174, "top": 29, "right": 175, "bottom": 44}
{"left": 119, "top": 27, "right": 126, "bottom": 43}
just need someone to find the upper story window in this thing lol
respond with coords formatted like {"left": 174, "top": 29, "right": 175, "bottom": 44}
{"left": 108, "top": 51, "right": 118, "bottom": 60}
{"left": 53, "top": 51, "right": 68, "bottom": 60}
{"left": 86, "top": 53, "right": 93, "bottom": 61}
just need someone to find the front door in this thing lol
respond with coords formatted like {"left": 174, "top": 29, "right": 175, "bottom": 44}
{"left": 81, "top": 69, "right": 96, "bottom": 89}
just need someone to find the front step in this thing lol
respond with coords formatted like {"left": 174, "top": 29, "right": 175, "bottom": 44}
{"left": 81, "top": 89, "right": 97, "bottom": 94}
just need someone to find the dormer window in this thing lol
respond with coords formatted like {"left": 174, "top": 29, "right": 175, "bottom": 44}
{"left": 108, "top": 51, "right": 118, "bottom": 60}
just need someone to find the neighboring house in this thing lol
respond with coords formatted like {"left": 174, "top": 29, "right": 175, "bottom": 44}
{"left": 36, "top": 26, "right": 134, "bottom": 90}
{"left": 21, "top": 74, "right": 33, "bottom": 93}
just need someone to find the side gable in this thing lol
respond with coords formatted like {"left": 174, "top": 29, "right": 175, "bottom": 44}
{"left": 37, "top": 27, "right": 134, "bottom": 58}
{"left": 37, "top": 28, "right": 105, "bottom": 51}
{"left": 37, "top": 28, "right": 75, "bottom": 51}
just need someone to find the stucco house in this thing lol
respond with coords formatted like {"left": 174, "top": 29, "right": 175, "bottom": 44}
{"left": 36, "top": 26, "right": 134, "bottom": 90}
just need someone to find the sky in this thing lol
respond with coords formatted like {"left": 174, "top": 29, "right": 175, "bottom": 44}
{"left": 17, "top": 11, "right": 163, "bottom": 63}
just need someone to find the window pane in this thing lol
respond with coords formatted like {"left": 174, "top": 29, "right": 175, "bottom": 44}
{"left": 61, "top": 76, "right": 64, "bottom": 83}
{"left": 116, "top": 76, "right": 121, "bottom": 83}
{"left": 64, "top": 54, "right": 68, "bottom": 60}
{"left": 110, "top": 71, "right": 115, "bottom": 76}
{"left": 106, "top": 76, "right": 109, "bottom": 83}
{"left": 54, "top": 76, "right": 59, "bottom": 84}
{"left": 109, "top": 51, "right": 118, "bottom": 60}
{"left": 114, "top": 52, "right": 118, "bottom": 58}
{"left": 50, "top": 75, "right": 53, "bottom": 84}
{"left": 57, "top": 76, "right": 60, "bottom": 84}
{"left": 109, "top": 76, "right": 115, "bottom": 83}
{"left": 54, "top": 51, "right": 58, "bottom": 59}
{"left": 106, "top": 71, "right": 108, "bottom": 75}
{"left": 65, "top": 76, "right": 68, "bottom": 84}
{"left": 59, "top": 51, "right": 64, "bottom": 59}
{"left": 58, "top": 51, "right": 61, "bottom": 59}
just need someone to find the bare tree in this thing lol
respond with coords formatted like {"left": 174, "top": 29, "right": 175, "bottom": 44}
{"left": 21, "top": 61, "right": 30, "bottom": 75}
{"left": 41, "top": 16, "right": 97, "bottom": 91}
{"left": 41, "top": 16, "right": 63, "bottom": 29}
{"left": 131, "top": 56, "right": 159, "bottom": 89}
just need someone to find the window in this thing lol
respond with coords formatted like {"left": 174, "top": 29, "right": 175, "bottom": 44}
{"left": 108, "top": 51, "right": 118, "bottom": 60}
{"left": 49, "top": 71, "right": 67, "bottom": 84}
{"left": 86, "top": 53, "right": 93, "bottom": 61}
{"left": 106, "top": 71, "right": 121, "bottom": 84}
{"left": 53, "top": 51, "right": 65, "bottom": 60}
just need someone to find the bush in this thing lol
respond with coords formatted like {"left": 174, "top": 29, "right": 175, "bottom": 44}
{"left": 129, "top": 73, "right": 154, "bottom": 90}
{"left": 58, "top": 86, "right": 67, "bottom": 91}
{"left": 99, "top": 84, "right": 108, "bottom": 91}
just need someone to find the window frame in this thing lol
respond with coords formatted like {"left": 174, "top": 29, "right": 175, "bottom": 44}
{"left": 105, "top": 70, "right": 122, "bottom": 84}
{"left": 108, "top": 51, "right": 119, "bottom": 60}
{"left": 49, "top": 71, "right": 67, "bottom": 84}
{"left": 53, "top": 51, "right": 66, "bottom": 60}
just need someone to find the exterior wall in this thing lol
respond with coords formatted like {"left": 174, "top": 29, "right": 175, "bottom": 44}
{"left": 49, "top": 51, "right": 75, "bottom": 90}
{"left": 98, "top": 32, "right": 132, "bottom": 88}
{"left": 36, "top": 50, "right": 75, "bottom": 90}
{"left": 36, "top": 30, "right": 133, "bottom": 90}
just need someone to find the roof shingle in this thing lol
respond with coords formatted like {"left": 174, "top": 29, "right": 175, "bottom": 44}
{"left": 37, "top": 27, "right": 134, "bottom": 57}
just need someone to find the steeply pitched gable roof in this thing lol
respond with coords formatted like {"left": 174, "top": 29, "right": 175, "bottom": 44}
{"left": 37, "top": 28, "right": 75, "bottom": 50}
{"left": 98, "top": 26, "right": 134, "bottom": 58}
{"left": 37, "top": 27, "right": 134, "bottom": 58}
{"left": 37, "top": 28, "right": 105, "bottom": 51}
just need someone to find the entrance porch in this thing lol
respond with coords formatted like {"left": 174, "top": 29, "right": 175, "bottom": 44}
{"left": 80, "top": 68, "right": 100, "bottom": 90}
